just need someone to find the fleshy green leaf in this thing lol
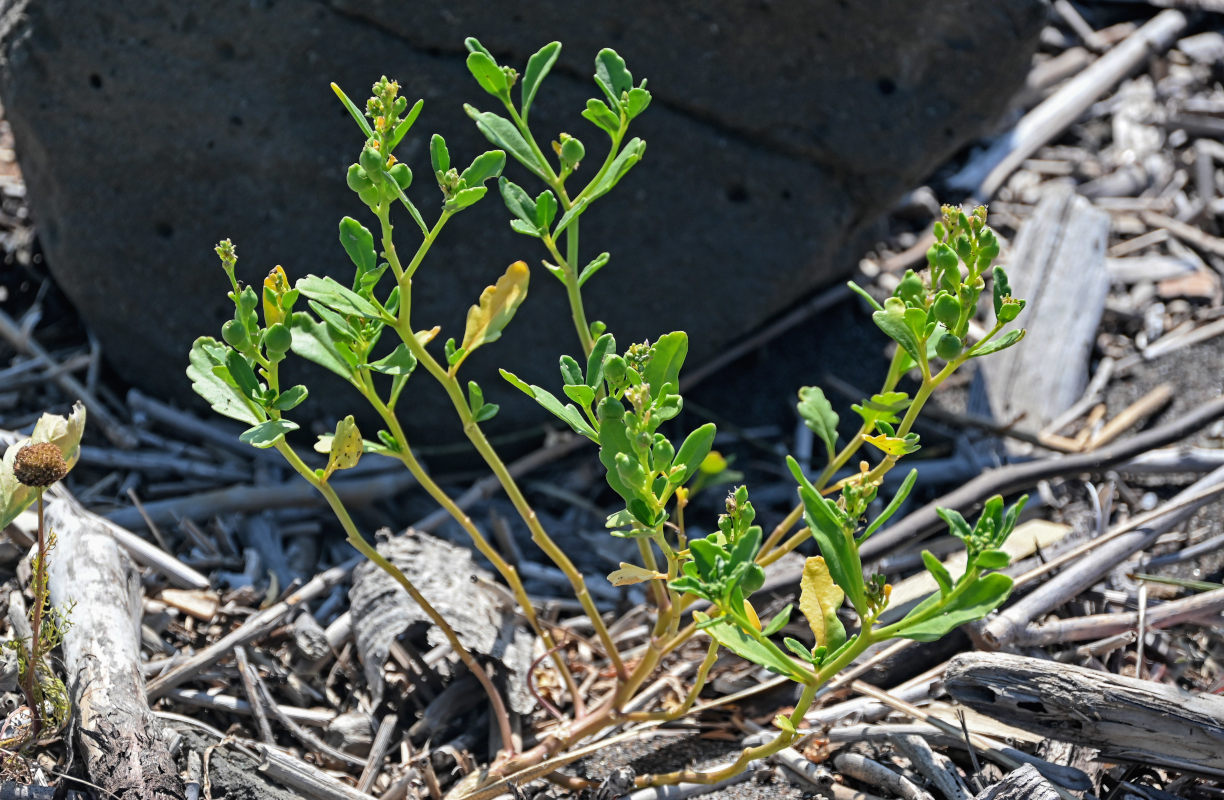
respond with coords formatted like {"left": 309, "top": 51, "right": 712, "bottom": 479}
{"left": 272, "top": 385, "right": 309, "bottom": 411}
{"left": 188, "top": 338, "right": 261, "bottom": 425}
{"left": 895, "top": 573, "right": 1014, "bottom": 642}
{"left": 430, "top": 134, "right": 451, "bottom": 174}
{"left": 594, "top": 48, "right": 633, "bottom": 105}
{"left": 577, "top": 251, "right": 611, "bottom": 288}
{"left": 368, "top": 343, "right": 417, "bottom": 376}
{"left": 586, "top": 138, "right": 645, "bottom": 201}
{"left": 466, "top": 51, "right": 509, "bottom": 99}
{"left": 873, "top": 302, "right": 924, "bottom": 365}
{"left": 969, "top": 329, "right": 1026, "bottom": 358}
{"left": 643, "top": 331, "right": 687, "bottom": 398}
{"left": 239, "top": 419, "right": 299, "bottom": 449}
{"left": 289, "top": 313, "right": 357, "bottom": 382}
{"left": 500, "top": 369, "right": 597, "bottom": 440}
{"left": 330, "top": 82, "right": 374, "bottom": 138}
{"left": 696, "top": 613, "right": 808, "bottom": 682}
{"left": 761, "top": 604, "right": 793, "bottom": 637}
{"left": 581, "top": 99, "right": 621, "bottom": 135}
{"left": 861, "top": 468, "right": 917, "bottom": 541}
{"left": 797, "top": 386, "right": 839, "bottom": 460}
{"left": 671, "top": 423, "right": 716, "bottom": 486}
{"left": 460, "top": 150, "right": 507, "bottom": 187}
{"left": 338, "top": 216, "right": 378, "bottom": 278}
{"left": 921, "top": 550, "right": 954, "bottom": 597}
{"left": 297, "top": 275, "right": 386, "bottom": 321}
{"left": 850, "top": 391, "right": 911, "bottom": 428}
{"left": 522, "top": 41, "right": 561, "bottom": 117}
{"left": 465, "top": 105, "right": 548, "bottom": 180}
{"left": 387, "top": 99, "right": 424, "bottom": 152}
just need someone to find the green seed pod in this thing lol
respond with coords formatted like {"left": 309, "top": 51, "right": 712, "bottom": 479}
{"left": 651, "top": 435, "right": 675, "bottom": 472}
{"left": 998, "top": 300, "right": 1024, "bottom": 323}
{"left": 560, "top": 136, "right": 585, "bottom": 167}
{"left": 896, "top": 269, "right": 925, "bottom": 308}
{"left": 346, "top": 164, "right": 372, "bottom": 193}
{"left": 359, "top": 144, "right": 385, "bottom": 177}
{"left": 932, "top": 292, "right": 961, "bottom": 328}
{"left": 932, "top": 242, "right": 958, "bottom": 272}
{"left": 222, "top": 319, "right": 249, "bottom": 350}
{"left": 388, "top": 162, "right": 412, "bottom": 190}
{"left": 935, "top": 332, "right": 962, "bottom": 360}
{"left": 263, "top": 322, "right": 292, "bottom": 354}
{"left": 603, "top": 354, "right": 627, "bottom": 385}
{"left": 357, "top": 185, "right": 381, "bottom": 207}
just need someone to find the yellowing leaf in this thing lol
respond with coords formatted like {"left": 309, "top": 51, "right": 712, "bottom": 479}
{"left": 799, "top": 556, "right": 844, "bottom": 648}
{"left": 743, "top": 598, "right": 762, "bottom": 631}
{"left": 607, "top": 562, "right": 664, "bottom": 586}
{"left": 862, "top": 432, "right": 908, "bottom": 456}
{"left": 263, "top": 265, "right": 291, "bottom": 325}
{"left": 700, "top": 450, "right": 728, "bottom": 474}
{"left": 454, "top": 261, "right": 529, "bottom": 373}
{"left": 323, "top": 415, "right": 362, "bottom": 481}
{"left": 415, "top": 326, "right": 441, "bottom": 346}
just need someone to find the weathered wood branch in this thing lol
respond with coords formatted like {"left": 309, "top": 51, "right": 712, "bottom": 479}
{"left": 45, "top": 490, "right": 183, "bottom": 799}
{"left": 946, "top": 653, "right": 1224, "bottom": 775}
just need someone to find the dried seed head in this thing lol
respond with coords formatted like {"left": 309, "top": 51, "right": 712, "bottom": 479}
{"left": 13, "top": 442, "right": 68, "bottom": 487}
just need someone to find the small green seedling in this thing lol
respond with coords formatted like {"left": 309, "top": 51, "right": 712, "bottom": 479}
{"left": 189, "top": 40, "right": 1027, "bottom": 795}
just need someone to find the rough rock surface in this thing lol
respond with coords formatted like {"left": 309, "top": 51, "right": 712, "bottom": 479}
{"left": 0, "top": 0, "right": 1043, "bottom": 440}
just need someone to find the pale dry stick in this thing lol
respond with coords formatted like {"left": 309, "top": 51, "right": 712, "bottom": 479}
{"left": 622, "top": 766, "right": 755, "bottom": 800}
{"left": 949, "top": 10, "right": 1188, "bottom": 198}
{"left": 251, "top": 668, "right": 367, "bottom": 769}
{"left": 890, "top": 733, "right": 971, "bottom": 800}
{"left": 147, "top": 557, "right": 360, "bottom": 699}
{"left": 1054, "top": 630, "right": 1136, "bottom": 661}
{"left": 1053, "top": 0, "right": 1109, "bottom": 51}
{"left": 105, "top": 468, "right": 417, "bottom": 530}
{"left": 165, "top": 688, "right": 333, "bottom": 726}
{"left": 982, "top": 464, "right": 1224, "bottom": 648}
{"left": 1117, "top": 316, "right": 1224, "bottom": 372}
{"left": 1135, "top": 582, "right": 1149, "bottom": 679}
{"left": 0, "top": 307, "right": 138, "bottom": 448}
{"left": 1040, "top": 355, "right": 1113, "bottom": 440}
{"left": 78, "top": 444, "right": 250, "bottom": 482}
{"left": 1141, "top": 210, "right": 1224, "bottom": 260}
{"left": 257, "top": 745, "right": 377, "bottom": 800}
{"left": 357, "top": 713, "right": 399, "bottom": 793}
{"left": 1085, "top": 383, "right": 1173, "bottom": 450}
{"left": 833, "top": 752, "right": 933, "bottom": 800}
{"left": 233, "top": 646, "right": 274, "bottom": 744}
{"left": 1018, "top": 585, "right": 1224, "bottom": 646}
{"left": 848, "top": 681, "right": 1079, "bottom": 800}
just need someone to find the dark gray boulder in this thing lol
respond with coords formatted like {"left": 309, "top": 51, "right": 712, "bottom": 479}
{"left": 0, "top": 1, "right": 1043, "bottom": 442}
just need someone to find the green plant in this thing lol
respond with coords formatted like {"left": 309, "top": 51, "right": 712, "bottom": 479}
{"left": 188, "top": 41, "right": 1028, "bottom": 796}
{"left": 0, "top": 404, "right": 83, "bottom": 746}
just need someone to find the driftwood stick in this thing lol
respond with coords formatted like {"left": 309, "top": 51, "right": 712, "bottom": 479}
{"left": 45, "top": 492, "right": 183, "bottom": 799}
{"left": 146, "top": 558, "right": 359, "bottom": 699}
{"left": 977, "top": 185, "right": 1109, "bottom": 434}
{"left": 1014, "top": 585, "right": 1224, "bottom": 645}
{"left": 980, "top": 464, "right": 1224, "bottom": 648}
{"left": 849, "top": 682, "right": 1087, "bottom": 795}
{"left": 104, "top": 469, "right": 417, "bottom": 529}
{"left": 257, "top": 745, "right": 377, "bottom": 800}
{"left": 889, "top": 733, "right": 970, "bottom": 800}
{"left": 972, "top": 765, "right": 1059, "bottom": 800}
{"left": 834, "top": 752, "right": 933, "bottom": 800}
{"left": 949, "top": 10, "right": 1187, "bottom": 197}
{"left": 859, "top": 393, "right": 1224, "bottom": 560}
{"left": 946, "top": 653, "right": 1224, "bottom": 775}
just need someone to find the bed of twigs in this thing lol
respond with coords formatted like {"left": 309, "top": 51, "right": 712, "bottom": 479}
{"left": 2, "top": 2, "right": 1224, "bottom": 799}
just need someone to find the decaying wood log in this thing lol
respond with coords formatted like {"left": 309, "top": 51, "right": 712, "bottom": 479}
{"left": 972, "top": 765, "right": 1059, "bottom": 800}
{"left": 946, "top": 653, "right": 1224, "bottom": 775}
{"left": 977, "top": 185, "right": 1110, "bottom": 435}
{"left": 45, "top": 490, "right": 183, "bottom": 799}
